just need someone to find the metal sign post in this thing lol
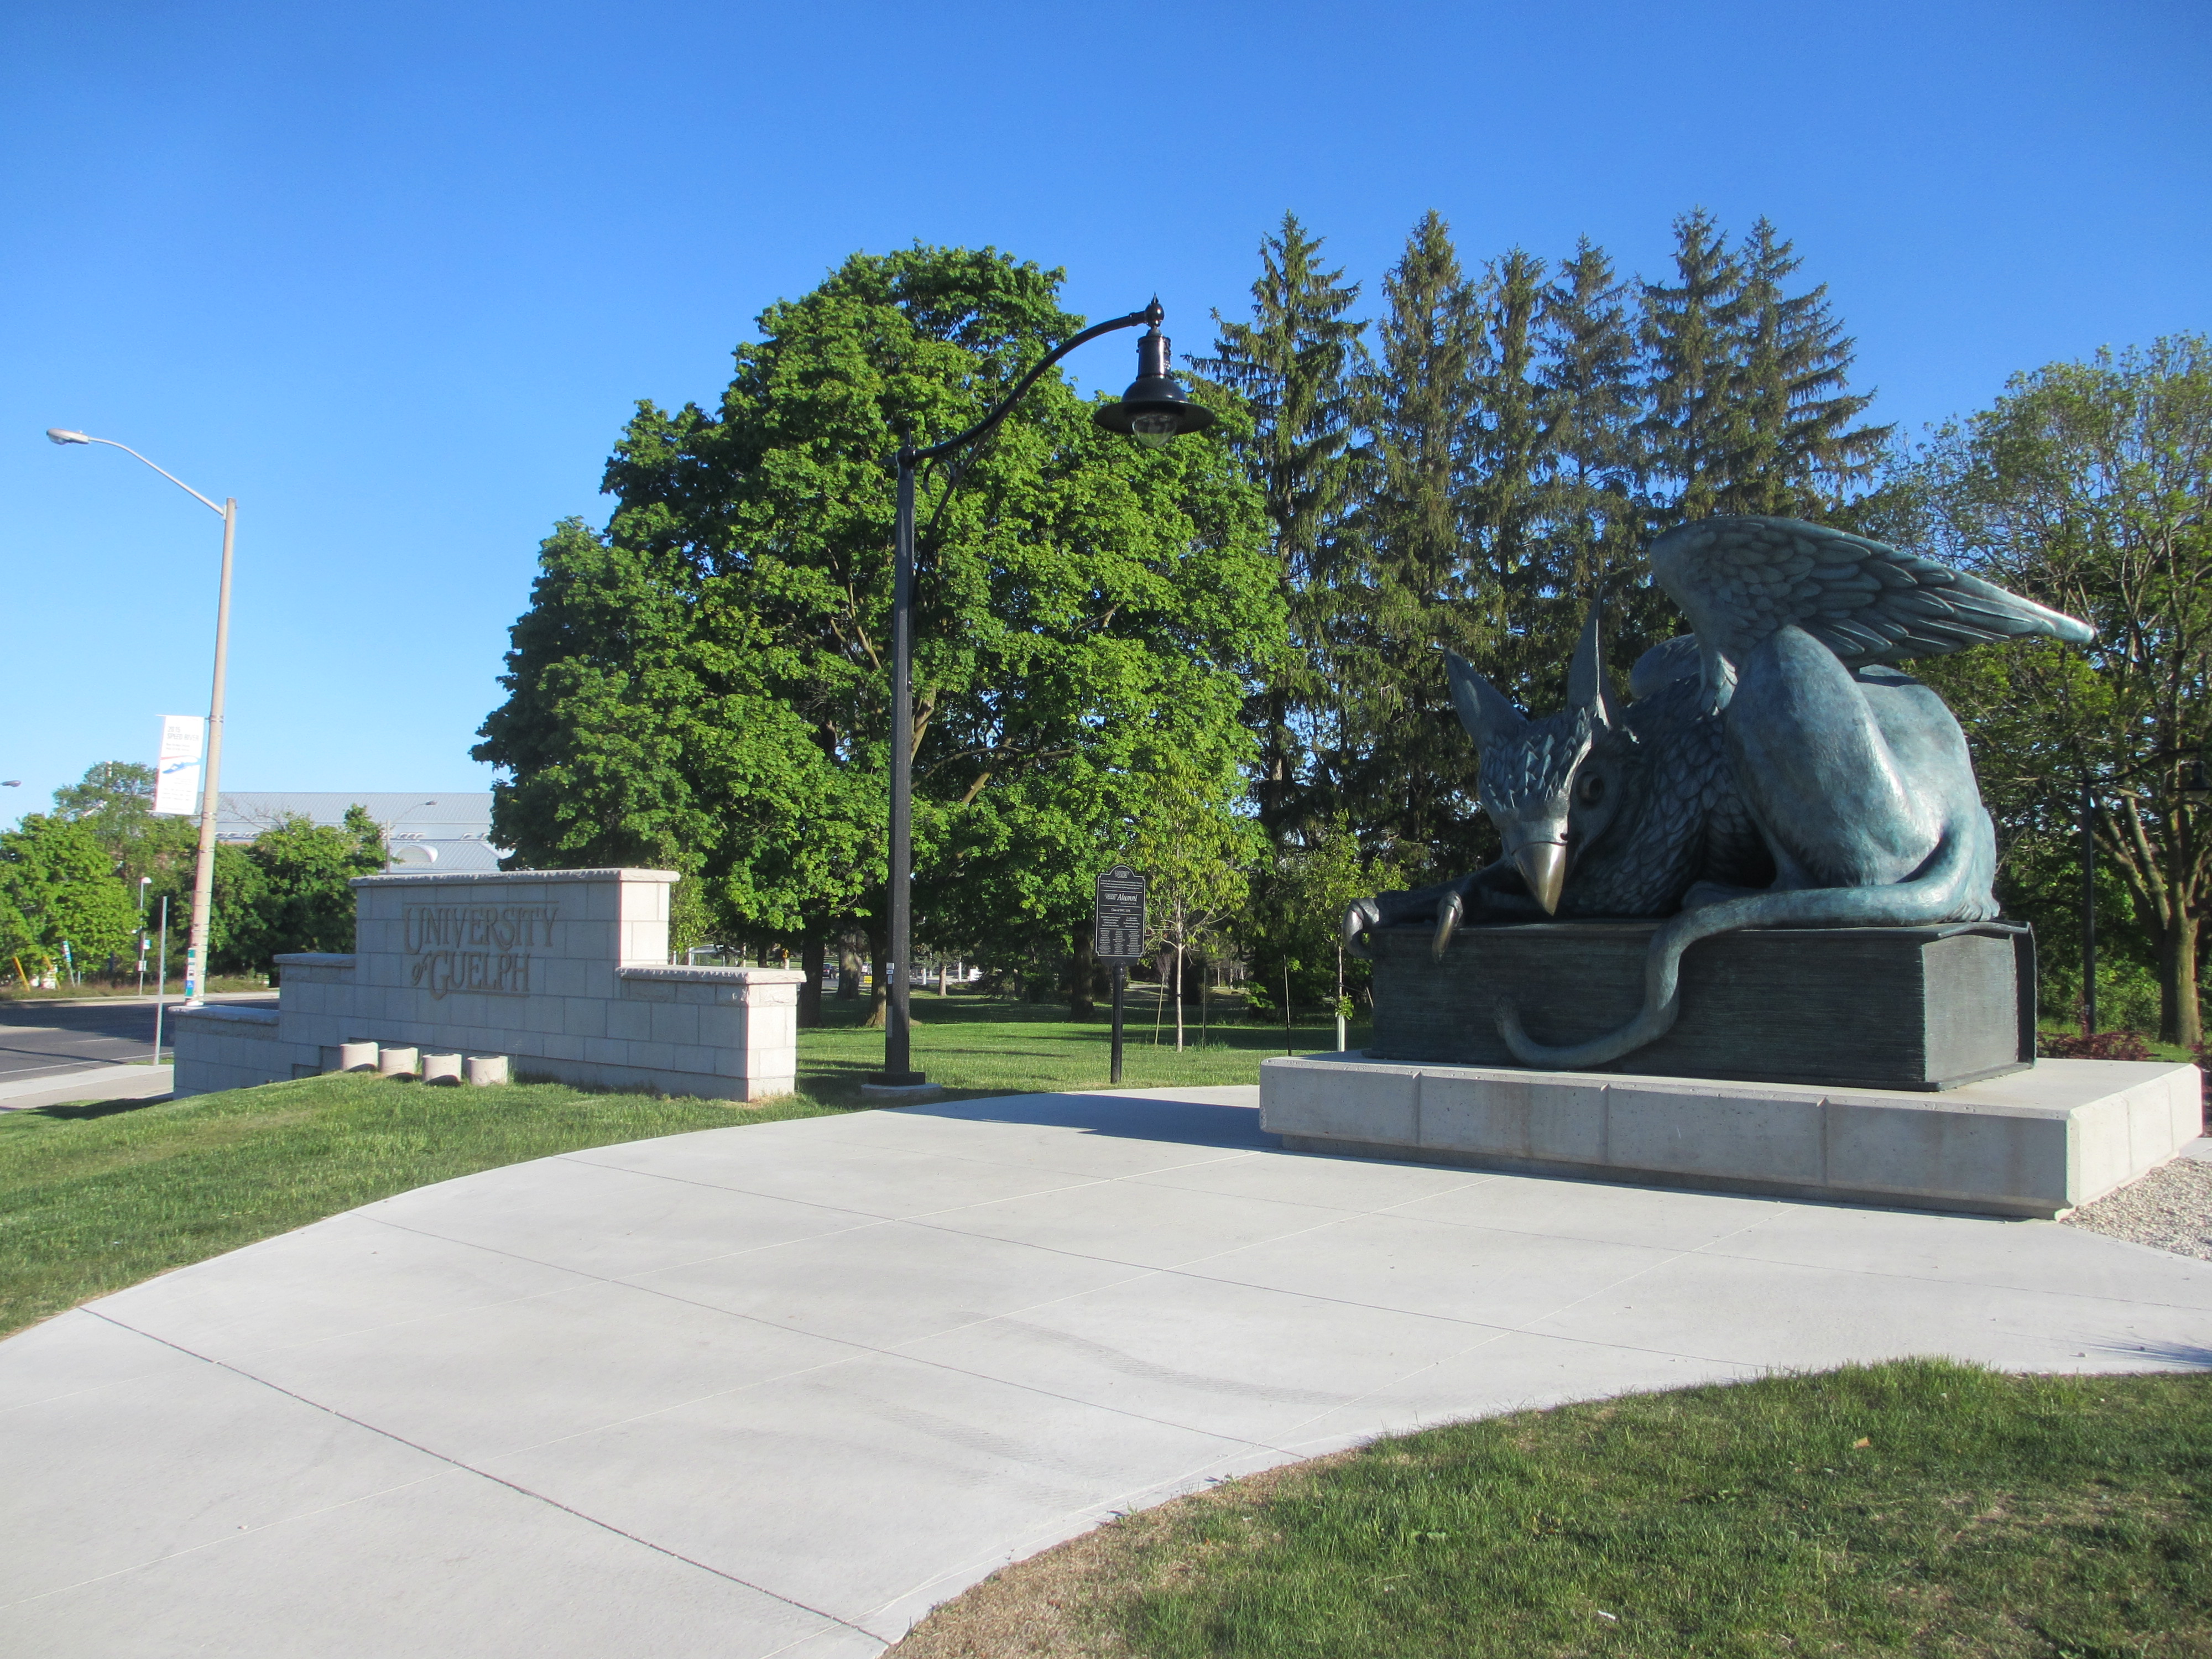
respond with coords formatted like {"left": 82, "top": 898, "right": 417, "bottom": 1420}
{"left": 1094, "top": 863, "right": 1146, "bottom": 1086}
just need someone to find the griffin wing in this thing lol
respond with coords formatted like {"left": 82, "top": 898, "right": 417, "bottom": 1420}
{"left": 1649, "top": 515, "right": 2094, "bottom": 711}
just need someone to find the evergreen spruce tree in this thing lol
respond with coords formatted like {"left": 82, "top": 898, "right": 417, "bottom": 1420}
{"left": 1726, "top": 216, "right": 1891, "bottom": 515}
{"left": 1640, "top": 208, "right": 1748, "bottom": 525}
{"left": 1194, "top": 212, "right": 1367, "bottom": 843}
{"left": 1534, "top": 237, "right": 1672, "bottom": 681}
{"left": 1337, "top": 210, "right": 1485, "bottom": 880}
{"left": 1466, "top": 248, "right": 1554, "bottom": 704}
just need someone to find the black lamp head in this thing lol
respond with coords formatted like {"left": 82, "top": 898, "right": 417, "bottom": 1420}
{"left": 1094, "top": 299, "right": 1217, "bottom": 450}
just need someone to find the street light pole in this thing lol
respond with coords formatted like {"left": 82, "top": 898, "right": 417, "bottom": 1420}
{"left": 46, "top": 429, "right": 235, "bottom": 1007}
{"left": 2081, "top": 775, "right": 2097, "bottom": 1036}
{"left": 870, "top": 301, "right": 1215, "bottom": 1087}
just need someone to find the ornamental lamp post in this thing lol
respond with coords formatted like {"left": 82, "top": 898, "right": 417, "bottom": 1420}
{"left": 46, "top": 427, "right": 238, "bottom": 1009}
{"left": 871, "top": 299, "right": 1214, "bottom": 1089}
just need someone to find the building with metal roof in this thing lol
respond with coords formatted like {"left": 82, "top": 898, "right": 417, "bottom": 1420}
{"left": 211, "top": 792, "right": 504, "bottom": 873}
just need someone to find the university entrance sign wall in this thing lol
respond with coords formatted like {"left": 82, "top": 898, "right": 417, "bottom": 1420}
{"left": 169, "top": 868, "right": 801, "bottom": 1102}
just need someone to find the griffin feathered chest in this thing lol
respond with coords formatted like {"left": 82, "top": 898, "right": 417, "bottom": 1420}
{"left": 1557, "top": 681, "right": 1765, "bottom": 918}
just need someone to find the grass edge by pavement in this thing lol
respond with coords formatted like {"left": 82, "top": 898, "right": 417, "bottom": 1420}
{"left": 890, "top": 1359, "right": 2212, "bottom": 1659}
{"left": 0, "top": 1071, "right": 844, "bottom": 1339}
{"left": 0, "top": 995, "right": 1342, "bottom": 1341}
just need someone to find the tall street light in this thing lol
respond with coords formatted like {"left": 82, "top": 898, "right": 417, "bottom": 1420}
{"left": 46, "top": 429, "right": 237, "bottom": 1009}
{"left": 872, "top": 299, "right": 1215, "bottom": 1088}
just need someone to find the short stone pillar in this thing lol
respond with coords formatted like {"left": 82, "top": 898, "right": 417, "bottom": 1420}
{"left": 465, "top": 1055, "right": 510, "bottom": 1087}
{"left": 377, "top": 1046, "right": 419, "bottom": 1078}
{"left": 420, "top": 1052, "right": 463, "bottom": 1086}
{"left": 333, "top": 1041, "right": 378, "bottom": 1073}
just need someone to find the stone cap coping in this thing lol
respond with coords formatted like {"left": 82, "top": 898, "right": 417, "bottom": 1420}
{"left": 170, "top": 1004, "right": 280, "bottom": 1026}
{"left": 351, "top": 868, "right": 680, "bottom": 888}
{"left": 273, "top": 952, "right": 356, "bottom": 967}
{"left": 617, "top": 966, "right": 808, "bottom": 985}
{"left": 1378, "top": 919, "right": 2032, "bottom": 944}
{"left": 1265, "top": 1051, "right": 2198, "bottom": 1117}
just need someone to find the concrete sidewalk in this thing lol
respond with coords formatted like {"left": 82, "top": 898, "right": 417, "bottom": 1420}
{"left": 0, "top": 1063, "right": 173, "bottom": 1113}
{"left": 4, "top": 1087, "right": 2208, "bottom": 1657}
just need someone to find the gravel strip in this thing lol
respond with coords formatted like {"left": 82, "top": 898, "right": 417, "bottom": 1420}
{"left": 2062, "top": 1157, "right": 2212, "bottom": 1261}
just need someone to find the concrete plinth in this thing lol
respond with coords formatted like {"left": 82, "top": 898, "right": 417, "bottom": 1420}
{"left": 861, "top": 1080, "right": 945, "bottom": 1102}
{"left": 1260, "top": 1052, "right": 2203, "bottom": 1218}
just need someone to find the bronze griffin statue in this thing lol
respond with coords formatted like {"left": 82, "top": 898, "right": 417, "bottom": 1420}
{"left": 1343, "top": 515, "right": 2093, "bottom": 1068}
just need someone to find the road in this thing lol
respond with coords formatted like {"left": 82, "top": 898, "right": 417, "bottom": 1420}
{"left": 0, "top": 995, "right": 272, "bottom": 1085}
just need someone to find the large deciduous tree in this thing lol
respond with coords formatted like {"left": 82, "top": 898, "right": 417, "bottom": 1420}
{"left": 477, "top": 246, "right": 1280, "bottom": 1006}
{"left": 0, "top": 815, "right": 138, "bottom": 974}
{"left": 1896, "top": 336, "right": 2212, "bottom": 1044}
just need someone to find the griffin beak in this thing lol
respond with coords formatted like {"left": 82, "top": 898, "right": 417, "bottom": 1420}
{"left": 1514, "top": 841, "right": 1566, "bottom": 916}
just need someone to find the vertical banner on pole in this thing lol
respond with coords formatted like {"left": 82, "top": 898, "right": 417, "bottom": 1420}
{"left": 153, "top": 716, "right": 206, "bottom": 816}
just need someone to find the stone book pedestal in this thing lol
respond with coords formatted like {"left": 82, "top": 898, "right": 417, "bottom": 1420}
{"left": 1368, "top": 920, "right": 2036, "bottom": 1092}
{"left": 1264, "top": 920, "right": 2200, "bottom": 1217}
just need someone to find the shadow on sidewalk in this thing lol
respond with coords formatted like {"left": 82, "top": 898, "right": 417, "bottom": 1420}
{"left": 890, "top": 1087, "right": 1274, "bottom": 1153}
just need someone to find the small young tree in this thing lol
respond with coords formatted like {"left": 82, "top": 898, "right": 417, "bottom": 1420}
{"left": 1126, "top": 757, "right": 1262, "bottom": 1051}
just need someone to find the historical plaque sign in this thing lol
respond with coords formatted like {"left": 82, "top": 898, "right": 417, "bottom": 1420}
{"left": 1094, "top": 864, "right": 1146, "bottom": 963}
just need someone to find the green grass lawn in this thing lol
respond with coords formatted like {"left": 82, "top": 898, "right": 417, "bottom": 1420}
{"left": 902, "top": 1360, "right": 2212, "bottom": 1659}
{"left": 0, "top": 990, "right": 1342, "bottom": 1339}
{"left": 1, "top": 973, "right": 272, "bottom": 1003}
{"left": 796, "top": 985, "right": 1352, "bottom": 1103}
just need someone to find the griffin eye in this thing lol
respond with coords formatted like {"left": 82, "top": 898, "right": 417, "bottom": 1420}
{"left": 1577, "top": 773, "right": 1606, "bottom": 807}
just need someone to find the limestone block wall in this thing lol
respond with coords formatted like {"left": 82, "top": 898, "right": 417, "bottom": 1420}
{"left": 170, "top": 868, "right": 804, "bottom": 1102}
{"left": 170, "top": 1004, "right": 316, "bottom": 1096}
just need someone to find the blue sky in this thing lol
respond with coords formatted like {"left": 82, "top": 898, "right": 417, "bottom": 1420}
{"left": 3, "top": 1, "right": 2205, "bottom": 826}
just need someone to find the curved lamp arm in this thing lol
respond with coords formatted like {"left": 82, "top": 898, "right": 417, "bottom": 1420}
{"left": 45, "top": 430, "right": 224, "bottom": 516}
{"left": 907, "top": 299, "right": 1162, "bottom": 465}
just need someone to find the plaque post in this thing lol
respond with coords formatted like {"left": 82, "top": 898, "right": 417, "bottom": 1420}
{"left": 1094, "top": 862, "right": 1146, "bottom": 1090}
{"left": 1110, "top": 963, "right": 1126, "bottom": 1086}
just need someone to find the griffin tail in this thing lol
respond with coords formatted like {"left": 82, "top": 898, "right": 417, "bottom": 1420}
{"left": 1494, "top": 815, "right": 1994, "bottom": 1070}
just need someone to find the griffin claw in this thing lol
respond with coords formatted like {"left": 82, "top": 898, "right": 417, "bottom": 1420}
{"left": 1342, "top": 898, "right": 1379, "bottom": 962}
{"left": 1431, "top": 891, "right": 1464, "bottom": 960}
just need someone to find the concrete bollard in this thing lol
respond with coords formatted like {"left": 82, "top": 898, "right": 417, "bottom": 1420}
{"left": 420, "top": 1052, "right": 463, "bottom": 1086}
{"left": 336, "top": 1041, "right": 379, "bottom": 1073}
{"left": 465, "top": 1055, "right": 510, "bottom": 1087}
{"left": 377, "top": 1046, "right": 420, "bottom": 1078}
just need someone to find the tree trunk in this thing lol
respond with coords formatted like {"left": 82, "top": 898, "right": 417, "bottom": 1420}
{"left": 864, "top": 925, "right": 889, "bottom": 1030}
{"left": 1070, "top": 928, "right": 1097, "bottom": 1018}
{"left": 1172, "top": 920, "right": 1185, "bottom": 1052}
{"left": 836, "top": 935, "right": 862, "bottom": 1001}
{"left": 799, "top": 936, "right": 825, "bottom": 1029}
{"left": 2160, "top": 914, "right": 2203, "bottom": 1048}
